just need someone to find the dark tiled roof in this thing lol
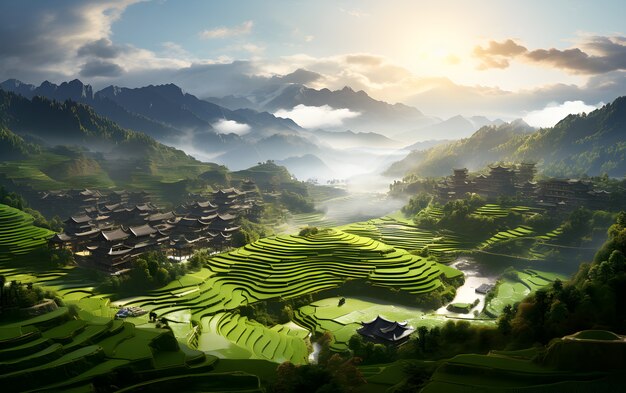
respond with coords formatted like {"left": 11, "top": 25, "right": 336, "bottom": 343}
{"left": 101, "top": 228, "right": 130, "bottom": 242}
{"left": 357, "top": 316, "right": 414, "bottom": 343}
{"left": 129, "top": 224, "right": 157, "bottom": 237}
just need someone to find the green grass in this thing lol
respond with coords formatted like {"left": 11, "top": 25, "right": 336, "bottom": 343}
{"left": 485, "top": 269, "right": 566, "bottom": 317}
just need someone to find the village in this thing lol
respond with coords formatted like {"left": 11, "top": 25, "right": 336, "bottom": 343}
{"left": 47, "top": 180, "right": 263, "bottom": 273}
{"left": 435, "top": 162, "right": 611, "bottom": 211}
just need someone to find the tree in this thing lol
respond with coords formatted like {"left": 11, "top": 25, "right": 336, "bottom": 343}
{"left": 0, "top": 275, "right": 5, "bottom": 308}
{"left": 417, "top": 326, "right": 429, "bottom": 352}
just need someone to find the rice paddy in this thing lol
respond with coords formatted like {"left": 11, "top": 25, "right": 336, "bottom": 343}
{"left": 0, "top": 200, "right": 593, "bottom": 388}
{"left": 0, "top": 299, "right": 226, "bottom": 392}
{"left": 0, "top": 204, "right": 54, "bottom": 265}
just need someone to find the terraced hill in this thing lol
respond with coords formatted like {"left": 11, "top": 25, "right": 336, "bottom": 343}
{"left": 0, "top": 204, "right": 53, "bottom": 266}
{"left": 339, "top": 217, "right": 476, "bottom": 262}
{"left": 0, "top": 299, "right": 264, "bottom": 392}
{"left": 111, "top": 230, "right": 461, "bottom": 363}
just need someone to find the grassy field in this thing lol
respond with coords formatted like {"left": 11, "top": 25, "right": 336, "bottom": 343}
{"left": 484, "top": 269, "right": 566, "bottom": 317}
{"left": 421, "top": 343, "right": 626, "bottom": 393}
{"left": 294, "top": 297, "right": 495, "bottom": 351}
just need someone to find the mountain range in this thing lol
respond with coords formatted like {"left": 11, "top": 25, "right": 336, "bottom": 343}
{"left": 3, "top": 77, "right": 621, "bottom": 182}
{"left": 386, "top": 99, "right": 626, "bottom": 178}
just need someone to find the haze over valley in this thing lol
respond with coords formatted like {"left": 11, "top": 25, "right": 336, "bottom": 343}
{"left": 0, "top": 1, "right": 625, "bottom": 392}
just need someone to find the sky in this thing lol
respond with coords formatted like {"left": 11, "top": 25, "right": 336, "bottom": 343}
{"left": 0, "top": 0, "right": 625, "bottom": 122}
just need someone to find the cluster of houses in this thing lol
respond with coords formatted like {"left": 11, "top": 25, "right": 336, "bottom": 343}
{"left": 48, "top": 182, "right": 263, "bottom": 272}
{"left": 437, "top": 163, "right": 611, "bottom": 211}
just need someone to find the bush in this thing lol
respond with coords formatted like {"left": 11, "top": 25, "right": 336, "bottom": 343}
{"left": 281, "top": 191, "right": 315, "bottom": 213}
{"left": 299, "top": 226, "right": 319, "bottom": 236}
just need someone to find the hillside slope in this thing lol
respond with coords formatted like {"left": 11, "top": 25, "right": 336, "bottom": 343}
{"left": 386, "top": 97, "right": 626, "bottom": 177}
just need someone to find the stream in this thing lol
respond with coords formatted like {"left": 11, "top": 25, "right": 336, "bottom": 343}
{"left": 436, "top": 257, "right": 498, "bottom": 318}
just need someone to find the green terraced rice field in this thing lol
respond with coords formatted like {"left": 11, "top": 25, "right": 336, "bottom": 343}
{"left": 339, "top": 217, "right": 475, "bottom": 262}
{"left": 479, "top": 226, "right": 535, "bottom": 249}
{"left": 111, "top": 229, "right": 461, "bottom": 362}
{"left": 485, "top": 269, "right": 566, "bottom": 317}
{"left": 0, "top": 204, "right": 54, "bottom": 265}
{"left": 0, "top": 305, "right": 216, "bottom": 392}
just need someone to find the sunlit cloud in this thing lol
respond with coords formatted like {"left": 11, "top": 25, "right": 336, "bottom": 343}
{"left": 212, "top": 119, "right": 251, "bottom": 135}
{"left": 200, "top": 20, "right": 253, "bottom": 39}
{"left": 274, "top": 105, "right": 361, "bottom": 129}
{"left": 474, "top": 36, "right": 626, "bottom": 74}
{"left": 523, "top": 100, "right": 602, "bottom": 128}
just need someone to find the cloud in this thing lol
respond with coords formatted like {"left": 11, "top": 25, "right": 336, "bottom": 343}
{"left": 279, "top": 68, "right": 322, "bottom": 84}
{"left": 340, "top": 8, "right": 369, "bottom": 18}
{"left": 473, "top": 39, "right": 528, "bottom": 69}
{"left": 212, "top": 119, "right": 251, "bottom": 135}
{"left": 200, "top": 20, "right": 253, "bottom": 39}
{"left": 473, "top": 36, "right": 626, "bottom": 74}
{"left": 345, "top": 54, "right": 384, "bottom": 66}
{"left": 522, "top": 100, "right": 602, "bottom": 127}
{"left": 80, "top": 59, "right": 124, "bottom": 77}
{"left": 0, "top": 0, "right": 189, "bottom": 83}
{"left": 526, "top": 36, "right": 626, "bottom": 74}
{"left": 77, "top": 38, "right": 127, "bottom": 59}
{"left": 274, "top": 105, "right": 361, "bottom": 129}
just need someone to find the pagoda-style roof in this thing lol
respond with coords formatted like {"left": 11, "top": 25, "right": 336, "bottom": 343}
{"left": 79, "top": 189, "right": 102, "bottom": 197}
{"left": 129, "top": 224, "right": 158, "bottom": 237}
{"left": 145, "top": 211, "right": 176, "bottom": 223}
{"left": 177, "top": 217, "right": 209, "bottom": 228}
{"left": 65, "top": 214, "right": 91, "bottom": 224}
{"left": 190, "top": 200, "right": 217, "bottom": 209}
{"left": 102, "top": 203, "right": 121, "bottom": 212}
{"left": 74, "top": 228, "right": 101, "bottom": 237}
{"left": 212, "top": 188, "right": 242, "bottom": 199}
{"left": 133, "top": 203, "right": 156, "bottom": 212}
{"left": 215, "top": 213, "right": 237, "bottom": 221}
{"left": 50, "top": 233, "right": 73, "bottom": 242}
{"left": 99, "top": 228, "right": 130, "bottom": 242}
{"left": 357, "top": 316, "right": 414, "bottom": 344}
{"left": 488, "top": 164, "right": 512, "bottom": 171}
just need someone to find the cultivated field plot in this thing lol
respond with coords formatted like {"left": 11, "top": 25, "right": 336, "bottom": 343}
{"left": 0, "top": 204, "right": 54, "bottom": 265}
{"left": 114, "top": 230, "right": 461, "bottom": 362}
{"left": 421, "top": 343, "right": 625, "bottom": 393}
{"left": 473, "top": 204, "right": 537, "bottom": 218}
{"left": 484, "top": 269, "right": 566, "bottom": 317}
{"left": 0, "top": 299, "right": 225, "bottom": 392}
{"left": 294, "top": 297, "right": 495, "bottom": 351}
{"left": 339, "top": 217, "right": 476, "bottom": 262}
{"left": 479, "top": 225, "right": 535, "bottom": 249}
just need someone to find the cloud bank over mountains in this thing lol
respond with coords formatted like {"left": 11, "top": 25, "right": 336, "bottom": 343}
{"left": 274, "top": 105, "right": 361, "bottom": 129}
{"left": 474, "top": 36, "right": 626, "bottom": 74}
{"left": 0, "top": 1, "right": 623, "bottom": 120}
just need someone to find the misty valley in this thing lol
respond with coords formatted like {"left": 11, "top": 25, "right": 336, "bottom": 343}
{"left": 1, "top": 2, "right": 626, "bottom": 392}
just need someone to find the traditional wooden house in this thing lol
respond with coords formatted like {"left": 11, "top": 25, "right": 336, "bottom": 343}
{"left": 208, "top": 214, "right": 240, "bottom": 233}
{"left": 536, "top": 179, "right": 594, "bottom": 208}
{"left": 184, "top": 201, "right": 218, "bottom": 219}
{"left": 211, "top": 188, "right": 243, "bottom": 212}
{"left": 482, "top": 165, "right": 516, "bottom": 198}
{"left": 64, "top": 214, "right": 93, "bottom": 234}
{"left": 516, "top": 162, "right": 537, "bottom": 184}
{"left": 357, "top": 316, "right": 414, "bottom": 345}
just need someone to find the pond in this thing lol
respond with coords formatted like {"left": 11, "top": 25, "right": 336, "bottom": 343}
{"left": 435, "top": 257, "right": 498, "bottom": 318}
